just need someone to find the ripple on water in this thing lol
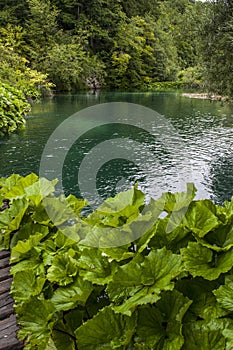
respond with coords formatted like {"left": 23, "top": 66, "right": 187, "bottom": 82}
{"left": 1, "top": 92, "right": 233, "bottom": 205}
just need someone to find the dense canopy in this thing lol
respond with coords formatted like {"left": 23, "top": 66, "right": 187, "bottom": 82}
{"left": 0, "top": 0, "right": 231, "bottom": 96}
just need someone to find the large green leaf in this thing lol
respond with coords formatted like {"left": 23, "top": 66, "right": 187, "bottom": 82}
{"left": 52, "top": 309, "right": 85, "bottom": 350}
{"left": 47, "top": 251, "right": 79, "bottom": 286}
{"left": 10, "top": 222, "right": 49, "bottom": 249}
{"left": 130, "top": 197, "right": 166, "bottom": 252}
{"left": 113, "top": 285, "right": 166, "bottom": 316}
{"left": 184, "top": 200, "right": 220, "bottom": 238}
{"left": 10, "top": 232, "right": 44, "bottom": 263}
{"left": 146, "top": 217, "right": 192, "bottom": 253}
{"left": 0, "top": 174, "right": 23, "bottom": 190}
{"left": 18, "top": 297, "right": 56, "bottom": 350}
{"left": 51, "top": 277, "right": 93, "bottom": 311}
{"left": 197, "top": 224, "right": 233, "bottom": 252}
{"left": 42, "top": 196, "right": 78, "bottom": 227}
{"left": 75, "top": 306, "right": 136, "bottom": 349}
{"left": 66, "top": 194, "right": 88, "bottom": 216}
{"left": 136, "top": 290, "right": 191, "bottom": 349}
{"left": 10, "top": 256, "right": 44, "bottom": 275}
{"left": 182, "top": 319, "right": 229, "bottom": 349}
{"left": 79, "top": 211, "right": 156, "bottom": 248}
{"left": 176, "top": 277, "right": 227, "bottom": 321}
{"left": 0, "top": 173, "right": 38, "bottom": 199}
{"left": 214, "top": 275, "right": 233, "bottom": 312}
{"left": 51, "top": 327, "right": 74, "bottom": 350}
{"left": 54, "top": 229, "right": 79, "bottom": 249}
{"left": 31, "top": 202, "right": 51, "bottom": 225}
{"left": 0, "top": 197, "right": 28, "bottom": 231}
{"left": 160, "top": 183, "right": 196, "bottom": 213}
{"left": 11, "top": 270, "right": 45, "bottom": 306}
{"left": 85, "top": 185, "right": 145, "bottom": 228}
{"left": 25, "top": 177, "right": 58, "bottom": 206}
{"left": 107, "top": 248, "right": 182, "bottom": 315}
{"left": 223, "top": 327, "right": 233, "bottom": 350}
{"left": 78, "top": 248, "right": 116, "bottom": 284}
{"left": 0, "top": 197, "right": 29, "bottom": 249}
{"left": 181, "top": 242, "right": 233, "bottom": 280}
{"left": 100, "top": 244, "right": 134, "bottom": 262}
{"left": 140, "top": 248, "right": 183, "bottom": 287}
{"left": 156, "top": 290, "right": 192, "bottom": 322}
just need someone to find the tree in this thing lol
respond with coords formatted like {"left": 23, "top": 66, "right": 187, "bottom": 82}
{"left": 0, "top": 24, "right": 52, "bottom": 98}
{"left": 24, "top": 0, "right": 60, "bottom": 61}
{"left": 39, "top": 39, "right": 105, "bottom": 91}
{"left": 121, "top": 0, "right": 160, "bottom": 18}
{"left": 200, "top": 0, "right": 233, "bottom": 96}
{"left": 0, "top": 0, "right": 29, "bottom": 26}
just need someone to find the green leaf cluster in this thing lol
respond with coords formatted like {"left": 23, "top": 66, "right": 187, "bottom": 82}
{"left": 2, "top": 175, "right": 233, "bottom": 349}
{"left": 0, "top": 24, "right": 53, "bottom": 99}
{"left": 0, "top": 82, "right": 30, "bottom": 135}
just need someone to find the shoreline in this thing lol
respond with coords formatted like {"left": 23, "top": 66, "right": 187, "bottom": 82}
{"left": 181, "top": 92, "right": 229, "bottom": 101}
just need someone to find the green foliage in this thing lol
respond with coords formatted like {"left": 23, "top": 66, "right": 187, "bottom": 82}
{"left": 2, "top": 175, "right": 233, "bottom": 348}
{"left": 163, "top": 0, "right": 203, "bottom": 70}
{"left": 177, "top": 66, "right": 203, "bottom": 89}
{"left": 0, "top": 24, "right": 53, "bottom": 98}
{"left": 23, "top": 0, "right": 106, "bottom": 91}
{"left": 147, "top": 81, "right": 184, "bottom": 91}
{"left": 0, "top": 82, "right": 30, "bottom": 135}
{"left": 121, "top": 0, "right": 160, "bottom": 18}
{"left": 107, "top": 14, "right": 179, "bottom": 90}
{"left": 0, "top": 0, "right": 29, "bottom": 26}
{"left": 37, "top": 40, "right": 105, "bottom": 91}
{"left": 0, "top": 0, "right": 207, "bottom": 92}
{"left": 200, "top": 0, "right": 233, "bottom": 96}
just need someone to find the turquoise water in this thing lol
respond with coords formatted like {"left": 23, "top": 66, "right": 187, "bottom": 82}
{"left": 1, "top": 91, "right": 233, "bottom": 205}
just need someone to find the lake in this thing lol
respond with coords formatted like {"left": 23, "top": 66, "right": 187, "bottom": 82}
{"left": 1, "top": 91, "right": 233, "bottom": 207}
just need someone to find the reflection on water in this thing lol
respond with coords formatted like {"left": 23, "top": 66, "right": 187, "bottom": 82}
{"left": 1, "top": 92, "right": 233, "bottom": 205}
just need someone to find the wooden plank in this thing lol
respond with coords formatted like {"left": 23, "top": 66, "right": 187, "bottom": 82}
{"left": 0, "top": 267, "right": 11, "bottom": 282}
{"left": 0, "top": 337, "right": 23, "bottom": 350}
{"left": 0, "top": 279, "right": 12, "bottom": 296}
{"left": 0, "top": 258, "right": 10, "bottom": 269}
{"left": 0, "top": 303, "right": 14, "bottom": 321}
{"left": 0, "top": 293, "right": 13, "bottom": 308}
{"left": 0, "top": 292, "right": 11, "bottom": 305}
{"left": 0, "top": 315, "right": 23, "bottom": 350}
{"left": 0, "top": 251, "right": 24, "bottom": 350}
{"left": 0, "top": 315, "right": 16, "bottom": 331}
{"left": 0, "top": 252, "right": 10, "bottom": 260}
{"left": 0, "top": 293, "right": 14, "bottom": 321}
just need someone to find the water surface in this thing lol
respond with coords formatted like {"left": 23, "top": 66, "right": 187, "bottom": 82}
{"left": 1, "top": 92, "right": 233, "bottom": 206}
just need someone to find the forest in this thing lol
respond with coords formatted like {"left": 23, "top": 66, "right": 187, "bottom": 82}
{"left": 0, "top": 0, "right": 233, "bottom": 100}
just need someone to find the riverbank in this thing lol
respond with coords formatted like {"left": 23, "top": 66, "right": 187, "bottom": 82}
{"left": 182, "top": 92, "right": 229, "bottom": 102}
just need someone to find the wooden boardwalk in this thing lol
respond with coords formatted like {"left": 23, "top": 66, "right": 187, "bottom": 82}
{"left": 0, "top": 251, "right": 23, "bottom": 350}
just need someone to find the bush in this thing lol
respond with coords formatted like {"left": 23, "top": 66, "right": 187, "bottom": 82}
{"left": 148, "top": 81, "right": 184, "bottom": 91}
{"left": 0, "top": 25, "right": 54, "bottom": 99}
{"left": 0, "top": 82, "right": 30, "bottom": 135}
{"left": 177, "top": 66, "right": 204, "bottom": 89}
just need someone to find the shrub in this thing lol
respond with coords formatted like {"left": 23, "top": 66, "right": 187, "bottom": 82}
{"left": 0, "top": 82, "right": 30, "bottom": 135}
